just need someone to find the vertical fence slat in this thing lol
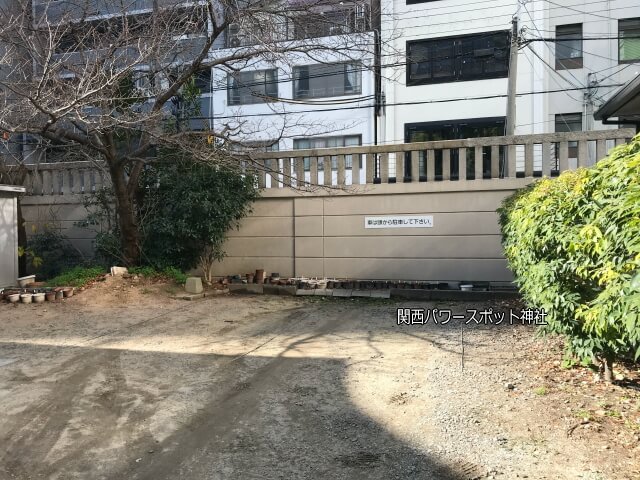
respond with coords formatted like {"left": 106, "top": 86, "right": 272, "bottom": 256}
{"left": 337, "top": 154, "right": 346, "bottom": 186}
{"left": 615, "top": 137, "right": 626, "bottom": 146}
{"left": 395, "top": 151, "right": 404, "bottom": 182}
{"left": 257, "top": 160, "right": 266, "bottom": 189}
{"left": 507, "top": 145, "right": 517, "bottom": 178}
{"left": 270, "top": 158, "right": 280, "bottom": 188}
{"left": 558, "top": 141, "right": 569, "bottom": 172}
{"left": 474, "top": 146, "right": 483, "bottom": 180}
{"left": 542, "top": 142, "right": 551, "bottom": 177}
{"left": 577, "top": 140, "right": 588, "bottom": 168}
{"left": 352, "top": 154, "right": 360, "bottom": 185}
{"left": 295, "top": 157, "right": 305, "bottom": 188}
{"left": 323, "top": 157, "right": 332, "bottom": 186}
{"left": 282, "top": 157, "right": 291, "bottom": 187}
{"left": 366, "top": 153, "right": 374, "bottom": 184}
{"left": 310, "top": 157, "right": 318, "bottom": 185}
{"left": 595, "top": 139, "right": 606, "bottom": 162}
{"left": 459, "top": 149, "right": 468, "bottom": 181}
{"left": 442, "top": 149, "right": 450, "bottom": 181}
{"left": 426, "top": 150, "right": 435, "bottom": 182}
{"left": 379, "top": 153, "right": 388, "bottom": 183}
{"left": 410, "top": 150, "right": 419, "bottom": 182}
{"left": 524, "top": 142, "right": 534, "bottom": 177}
{"left": 490, "top": 145, "right": 499, "bottom": 179}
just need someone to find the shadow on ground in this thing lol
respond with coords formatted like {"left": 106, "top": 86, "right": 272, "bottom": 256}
{"left": 0, "top": 329, "right": 468, "bottom": 480}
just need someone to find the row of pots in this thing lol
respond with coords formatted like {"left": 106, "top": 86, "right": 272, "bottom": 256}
{"left": 3, "top": 287, "right": 74, "bottom": 304}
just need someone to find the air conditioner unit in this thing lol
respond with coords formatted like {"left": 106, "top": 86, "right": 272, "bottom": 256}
{"left": 329, "top": 25, "right": 347, "bottom": 36}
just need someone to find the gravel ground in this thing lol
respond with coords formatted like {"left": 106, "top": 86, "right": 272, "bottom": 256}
{"left": 0, "top": 278, "right": 638, "bottom": 479}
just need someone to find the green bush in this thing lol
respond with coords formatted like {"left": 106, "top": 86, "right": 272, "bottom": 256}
{"left": 27, "top": 230, "right": 82, "bottom": 279}
{"left": 139, "top": 157, "right": 258, "bottom": 282}
{"left": 498, "top": 134, "right": 640, "bottom": 379}
{"left": 128, "top": 266, "right": 187, "bottom": 285}
{"left": 46, "top": 266, "right": 106, "bottom": 288}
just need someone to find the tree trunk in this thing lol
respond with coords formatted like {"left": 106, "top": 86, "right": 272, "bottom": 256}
{"left": 109, "top": 163, "right": 140, "bottom": 266}
{"left": 602, "top": 357, "right": 614, "bottom": 383}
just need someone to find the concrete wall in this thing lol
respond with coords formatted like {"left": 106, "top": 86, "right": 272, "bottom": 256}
{"left": 19, "top": 179, "right": 530, "bottom": 283}
{"left": 20, "top": 195, "right": 96, "bottom": 258}
{"left": 0, "top": 190, "right": 20, "bottom": 287}
{"left": 211, "top": 179, "right": 533, "bottom": 283}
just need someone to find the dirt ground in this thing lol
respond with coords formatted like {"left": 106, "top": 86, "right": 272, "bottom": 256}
{"left": 0, "top": 277, "right": 639, "bottom": 480}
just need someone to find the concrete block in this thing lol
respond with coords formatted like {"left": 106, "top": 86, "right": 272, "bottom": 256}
{"left": 370, "top": 290, "right": 391, "bottom": 299}
{"left": 352, "top": 290, "right": 371, "bottom": 297}
{"left": 246, "top": 284, "right": 264, "bottom": 294}
{"left": 263, "top": 285, "right": 281, "bottom": 295}
{"left": 313, "top": 289, "right": 328, "bottom": 296}
{"left": 185, "top": 277, "right": 203, "bottom": 294}
{"left": 278, "top": 286, "right": 297, "bottom": 296}
{"left": 296, "top": 289, "right": 315, "bottom": 296}
{"left": 110, "top": 266, "right": 128, "bottom": 276}
{"left": 332, "top": 289, "right": 352, "bottom": 297}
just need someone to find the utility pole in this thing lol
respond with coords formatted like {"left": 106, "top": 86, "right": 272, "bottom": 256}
{"left": 505, "top": 16, "right": 519, "bottom": 137}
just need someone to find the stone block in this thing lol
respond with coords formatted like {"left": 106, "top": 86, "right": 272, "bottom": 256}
{"left": 332, "top": 289, "right": 352, "bottom": 297}
{"left": 185, "top": 277, "right": 203, "bottom": 294}
{"left": 370, "top": 290, "right": 391, "bottom": 299}
{"left": 110, "top": 266, "right": 128, "bottom": 276}
{"left": 352, "top": 290, "right": 371, "bottom": 297}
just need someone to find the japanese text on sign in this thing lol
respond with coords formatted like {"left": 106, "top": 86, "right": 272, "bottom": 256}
{"left": 365, "top": 215, "right": 434, "bottom": 229}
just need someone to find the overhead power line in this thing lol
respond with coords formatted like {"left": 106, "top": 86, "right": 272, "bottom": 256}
{"left": 193, "top": 84, "right": 623, "bottom": 121}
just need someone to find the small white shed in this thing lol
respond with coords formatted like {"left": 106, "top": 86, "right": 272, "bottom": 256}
{"left": 0, "top": 185, "right": 25, "bottom": 287}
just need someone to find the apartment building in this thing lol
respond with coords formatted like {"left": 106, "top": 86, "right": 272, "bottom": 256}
{"left": 3, "top": 0, "right": 639, "bottom": 170}
{"left": 380, "top": 0, "right": 639, "bottom": 176}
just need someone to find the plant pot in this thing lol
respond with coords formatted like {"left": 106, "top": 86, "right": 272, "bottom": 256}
{"left": 33, "top": 293, "right": 46, "bottom": 303}
{"left": 246, "top": 274, "right": 255, "bottom": 284}
{"left": 460, "top": 284, "right": 474, "bottom": 292}
{"left": 255, "top": 269, "right": 265, "bottom": 284}
{"left": 17, "top": 275, "right": 36, "bottom": 288}
{"left": 20, "top": 294, "right": 33, "bottom": 304}
{"left": 45, "top": 292, "right": 56, "bottom": 302}
{"left": 62, "top": 287, "right": 74, "bottom": 298}
{"left": 7, "top": 293, "right": 20, "bottom": 303}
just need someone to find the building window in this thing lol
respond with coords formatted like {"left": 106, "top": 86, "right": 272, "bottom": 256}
{"left": 293, "top": 62, "right": 362, "bottom": 99}
{"left": 556, "top": 24, "right": 583, "bottom": 70}
{"left": 406, "top": 31, "right": 510, "bottom": 86}
{"left": 619, "top": 18, "right": 640, "bottom": 63}
{"left": 193, "top": 70, "right": 211, "bottom": 92}
{"left": 555, "top": 113, "right": 582, "bottom": 159}
{"left": 227, "top": 69, "right": 278, "bottom": 105}
{"left": 294, "top": 135, "right": 361, "bottom": 170}
{"left": 405, "top": 118, "right": 506, "bottom": 180}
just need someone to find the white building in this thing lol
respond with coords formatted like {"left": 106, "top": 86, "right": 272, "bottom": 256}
{"left": 379, "top": 0, "right": 639, "bottom": 176}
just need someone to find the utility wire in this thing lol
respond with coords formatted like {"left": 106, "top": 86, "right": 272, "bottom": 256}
{"left": 193, "top": 84, "right": 623, "bottom": 121}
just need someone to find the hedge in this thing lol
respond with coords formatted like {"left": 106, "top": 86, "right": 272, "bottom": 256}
{"left": 498, "top": 134, "right": 640, "bottom": 379}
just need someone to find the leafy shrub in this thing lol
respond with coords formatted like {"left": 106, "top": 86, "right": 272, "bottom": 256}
{"left": 498, "top": 135, "right": 640, "bottom": 379}
{"left": 76, "top": 187, "right": 123, "bottom": 266}
{"left": 26, "top": 230, "right": 82, "bottom": 279}
{"left": 46, "top": 266, "right": 106, "bottom": 288}
{"left": 139, "top": 157, "right": 258, "bottom": 282}
{"left": 127, "top": 266, "right": 187, "bottom": 284}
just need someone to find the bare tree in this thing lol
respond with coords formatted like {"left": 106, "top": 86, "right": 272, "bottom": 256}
{"left": 0, "top": 0, "right": 388, "bottom": 264}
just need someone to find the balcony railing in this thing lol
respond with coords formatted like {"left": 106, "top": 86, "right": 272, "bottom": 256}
{"left": 21, "top": 129, "right": 635, "bottom": 195}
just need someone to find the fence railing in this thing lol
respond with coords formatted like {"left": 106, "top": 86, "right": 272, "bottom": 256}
{"left": 248, "top": 128, "right": 635, "bottom": 189}
{"left": 22, "top": 128, "right": 635, "bottom": 195}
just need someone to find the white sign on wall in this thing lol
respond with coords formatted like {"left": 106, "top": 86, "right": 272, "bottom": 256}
{"left": 364, "top": 215, "right": 434, "bottom": 229}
